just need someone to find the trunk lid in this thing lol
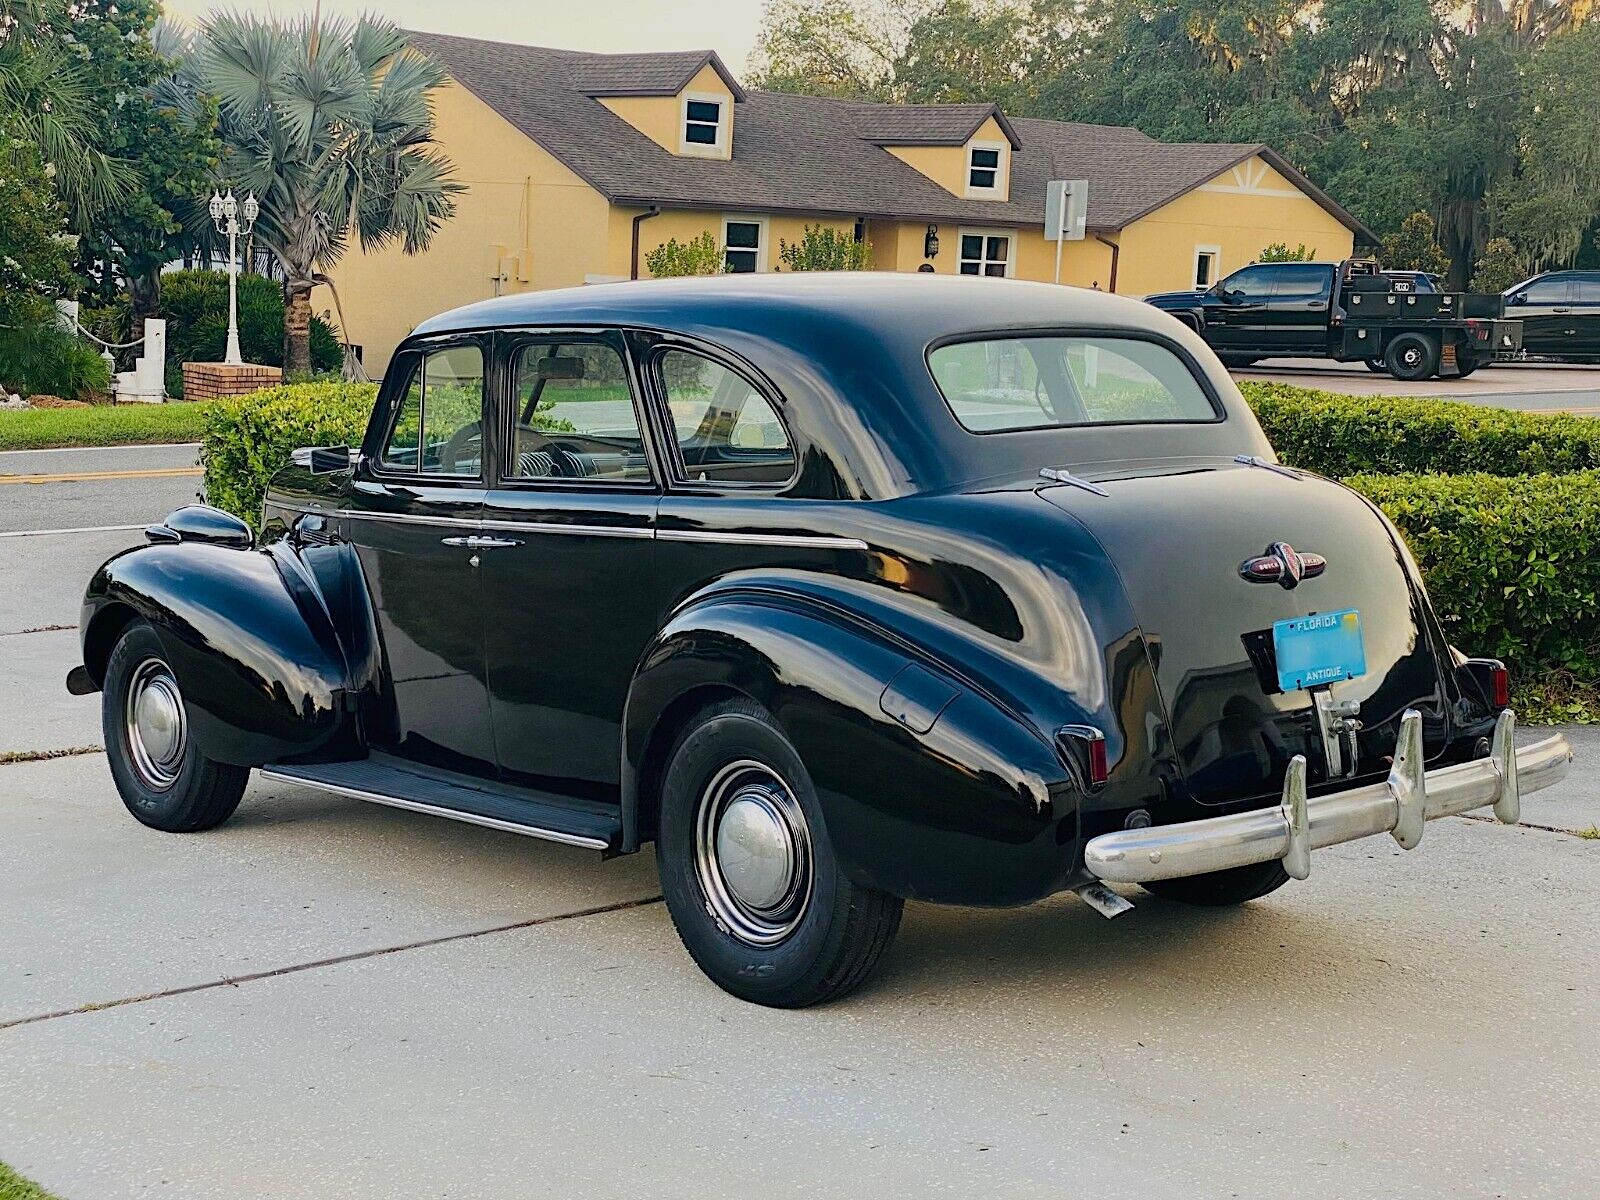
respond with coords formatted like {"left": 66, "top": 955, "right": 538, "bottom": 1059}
{"left": 1039, "top": 458, "right": 1452, "bottom": 805}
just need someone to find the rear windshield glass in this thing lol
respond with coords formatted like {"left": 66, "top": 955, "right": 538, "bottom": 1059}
{"left": 928, "top": 335, "right": 1219, "bottom": 433}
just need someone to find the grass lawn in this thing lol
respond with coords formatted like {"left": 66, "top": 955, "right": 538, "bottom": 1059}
{"left": 0, "top": 1162, "right": 61, "bottom": 1200}
{"left": 0, "top": 402, "right": 217, "bottom": 452}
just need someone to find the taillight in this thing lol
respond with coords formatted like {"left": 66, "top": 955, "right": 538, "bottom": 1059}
{"left": 1058, "top": 725, "right": 1109, "bottom": 790}
{"left": 1490, "top": 664, "right": 1510, "bottom": 708}
{"left": 1460, "top": 658, "right": 1510, "bottom": 711}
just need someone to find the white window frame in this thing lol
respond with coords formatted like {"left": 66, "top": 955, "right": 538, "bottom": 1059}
{"left": 680, "top": 91, "right": 728, "bottom": 158}
{"left": 957, "top": 227, "right": 1015, "bottom": 278}
{"left": 965, "top": 139, "right": 1008, "bottom": 198}
{"left": 1193, "top": 245, "right": 1222, "bottom": 290}
{"left": 722, "top": 214, "right": 768, "bottom": 273}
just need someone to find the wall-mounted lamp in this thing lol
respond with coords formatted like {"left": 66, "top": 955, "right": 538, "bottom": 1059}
{"left": 924, "top": 224, "right": 940, "bottom": 259}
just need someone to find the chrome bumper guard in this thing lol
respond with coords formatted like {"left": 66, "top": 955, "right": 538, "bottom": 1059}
{"left": 1085, "top": 710, "right": 1572, "bottom": 885}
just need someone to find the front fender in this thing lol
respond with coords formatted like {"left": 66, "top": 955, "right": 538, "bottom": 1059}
{"left": 622, "top": 588, "right": 1081, "bottom": 905}
{"left": 79, "top": 539, "right": 362, "bottom": 766}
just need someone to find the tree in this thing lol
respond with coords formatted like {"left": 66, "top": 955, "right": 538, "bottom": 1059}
{"left": 1380, "top": 211, "right": 1450, "bottom": 275}
{"left": 193, "top": 14, "right": 462, "bottom": 372}
{"left": 1469, "top": 236, "right": 1525, "bottom": 293}
{"left": 777, "top": 225, "right": 872, "bottom": 270}
{"left": 644, "top": 232, "right": 732, "bottom": 277}
{"left": 746, "top": 0, "right": 927, "bottom": 99}
{"left": 1258, "top": 242, "right": 1316, "bottom": 262}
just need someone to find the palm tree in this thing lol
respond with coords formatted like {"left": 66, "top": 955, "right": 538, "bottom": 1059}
{"left": 193, "top": 12, "right": 462, "bottom": 372}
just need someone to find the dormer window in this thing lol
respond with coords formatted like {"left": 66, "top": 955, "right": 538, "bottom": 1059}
{"left": 966, "top": 141, "right": 1005, "bottom": 196}
{"left": 681, "top": 92, "right": 727, "bottom": 156}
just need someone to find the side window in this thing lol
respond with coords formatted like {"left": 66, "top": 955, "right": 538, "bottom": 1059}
{"left": 1518, "top": 278, "right": 1569, "bottom": 304}
{"left": 1220, "top": 266, "right": 1273, "bottom": 298}
{"left": 382, "top": 344, "right": 483, "bottom": 477}
{"left": 658, "top": 349, "right": 795, "bottom": 485}
{"left": 506, "top": 341, "right": 651, "bottom": 483}
{"left": 1271, "top": 265, "right": 1332, "bottom": 300}
{"left": 1573, "top": 279, "right": 1600, "bottom": 303}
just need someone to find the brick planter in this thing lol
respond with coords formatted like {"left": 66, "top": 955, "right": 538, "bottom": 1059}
{"left": 181, "top": 362, "right": 283, "bottom": 402}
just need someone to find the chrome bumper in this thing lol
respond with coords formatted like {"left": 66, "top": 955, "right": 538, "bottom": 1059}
{"left": 1085, "top": 710, "right": 1572, "bottom": 885}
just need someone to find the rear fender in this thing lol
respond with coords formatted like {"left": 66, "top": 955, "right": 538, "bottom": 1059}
{"left": 621, "top": 586, "right": 1082, "bottom": 905}
{"left": 79, "top": 539, "right": 367, "bottom": 766}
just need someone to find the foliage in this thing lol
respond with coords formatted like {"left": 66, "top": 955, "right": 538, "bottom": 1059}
{"left": 1240, "top": 382, "right": 1600, "bottom": 478}
{"left": 1380, "top": 212, "right": 1450, "bottom": 276}
{"left": 1257, "top": 242, "right": 1315, "bottom": 263}
{"left": 777, "top": 224, "right": 872, "bottom": 271}
{"left": 159, "top": 269, "right": 339, "bottom": 396}
{"left": 0, "top": 325, "right": 109, "bottom": 400}
{"left": 185, "top": 14, "right": 461, "bottom": 371}
{"left": 201, "top": 380, "right": 377, "bottom": 523}
{"left": 0, "top": 397, "right": 216, "bottom": 450}
{"left": 1346, "top": 470, "right": 1600, "bottom": 691}
{"left": 1469, "top": 237, "right": 1526, "bottom": 294}
{"left": 645, "top": 232, "right": 732, "bottom": 277}
{"left": 0, "top": 1159, "right": 64, "bottom": 1200}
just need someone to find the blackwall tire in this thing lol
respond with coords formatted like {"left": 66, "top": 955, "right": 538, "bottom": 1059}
{"left": 1364, "top": 357, "right": 1386, "bottom": 373}
{"left": 1141, "top": 860, "right": 1290, "bottom": 907}
{"left": 1385, "top": 333, "right": 1439, "bottom": 382}
{"left": 656, "top": 698, "right": 903, "bottom": 1007}
{"left": 102, "top": 621, "right": 249, "bottom": 833}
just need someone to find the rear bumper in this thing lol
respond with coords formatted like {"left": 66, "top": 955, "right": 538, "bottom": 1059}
{"left": 1085, "top": 710, "right": 1571, "bottom": 885}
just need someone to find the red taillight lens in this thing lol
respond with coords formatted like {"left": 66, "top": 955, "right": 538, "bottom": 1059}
{"left": 1491, "top": 665, "right": 1510, "bottom": 708}
{"left": 1058, "top": 725, "right": 1109, "bottom": 789}
{"left": 1087, "top": 735, "right": 1109, "bottom": 786}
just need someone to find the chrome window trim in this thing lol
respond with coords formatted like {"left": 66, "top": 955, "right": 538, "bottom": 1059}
{"left": 329, "top": 508, "right": 864, "bottom": 549}
{"left": 657, "top": 529, "right": 868, "bottom": 550}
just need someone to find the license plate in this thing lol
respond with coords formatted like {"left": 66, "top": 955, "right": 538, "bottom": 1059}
{"left": 1273, "top": 609, "right": 1366, "bottom": 692}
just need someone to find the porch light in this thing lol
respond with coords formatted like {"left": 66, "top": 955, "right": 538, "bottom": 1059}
{"left": 924, "top": 224, "right": 940, "bottom": 259}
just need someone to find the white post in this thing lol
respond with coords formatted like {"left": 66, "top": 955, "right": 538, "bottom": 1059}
{"left": 224, "top": 216, "right": 242, "bottom": 365}
{"left": 1054, "top": 187, "right": 1067, "bottom": 286}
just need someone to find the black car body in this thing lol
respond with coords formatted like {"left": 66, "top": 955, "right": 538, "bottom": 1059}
{"left": 1144, "top": 259, "right": 1522, "bottom": 380}
{"left": 69, "top": 275, "right": 1569, "bottom": 1005}
{"left": 1503, "top": 270, "right": 1600, "bottom": 361}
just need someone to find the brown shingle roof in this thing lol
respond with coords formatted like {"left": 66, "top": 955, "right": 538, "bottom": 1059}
{"left": 404, "top": 31, "right": 1370, "bottom": 240}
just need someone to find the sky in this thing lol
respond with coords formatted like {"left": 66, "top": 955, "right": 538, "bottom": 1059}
{"left": 159, "top": 0, "right": 769, "bottom": 70}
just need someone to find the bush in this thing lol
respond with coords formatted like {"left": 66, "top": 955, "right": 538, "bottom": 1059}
{"left": 644, "top": 232, "right": 730, "bottom": 278}
{"left": 1241, "top": 382, "right": 1600, "bottom": 477}
{"left": 0, "top": 321, "right": 112, "bottom": 401}
{"left": 777, "top": 224, "right": 871, "bottom": 271}
{"left": 201, "top": 381, "right": 377, "bottom": 524}
{"left": 161, "top": 270, "right": 341, "bottom": 396}
{"left": 1347, "top": 471, "right": 1600, "bottom": 700}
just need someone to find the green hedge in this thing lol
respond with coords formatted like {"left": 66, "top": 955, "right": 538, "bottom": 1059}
{"left": 201, "top": 381, "right": 376, "bottom": 524}
{"left": 1241, "top": 382, "right": 1600, "bottom": 477}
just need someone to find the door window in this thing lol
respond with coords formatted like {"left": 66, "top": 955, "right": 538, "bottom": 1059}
{"left": 658, "top": 349, "right": 795, "bottom": 485}
{"left": 506, "top": 340, "right": 651, "bottom": 482}
{"left": 1218, "top": 266, "right": 1273, "bottom": 299}
{"left": 1573, "top": 280, "right": 1600, "bottom": 303}
{"left": 382, "top": 344, "right": 484, "bottom": 477}
{"left": 1270, "top": 264, "right": 1332, "bottom": 300}
{"left": 1516, "top": 278, "right": 1569, "bottom": 305}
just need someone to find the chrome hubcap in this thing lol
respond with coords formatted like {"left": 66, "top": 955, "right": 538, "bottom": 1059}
{"left": 125, "top": 658, "right": 186, "bottom": 790}
{"left": 693, "top": 760, "right": 812, "bottom": 946}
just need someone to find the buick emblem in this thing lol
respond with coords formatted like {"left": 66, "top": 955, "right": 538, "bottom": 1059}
{"left": 1240, "top": 542, "right": 1326, "bottom": 589}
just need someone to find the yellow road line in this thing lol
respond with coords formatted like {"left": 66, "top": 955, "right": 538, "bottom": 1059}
{"left": 0, "top": 466, "right": 203, "bottom": 485}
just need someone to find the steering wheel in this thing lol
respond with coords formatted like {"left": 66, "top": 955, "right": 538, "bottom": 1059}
{"left": 438, "top": 420, "right": 482, "bottom": 475}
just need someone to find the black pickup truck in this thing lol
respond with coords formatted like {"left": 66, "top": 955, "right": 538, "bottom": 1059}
{"left": 1144, "top": 259, "right": 1523, "bottom": 380}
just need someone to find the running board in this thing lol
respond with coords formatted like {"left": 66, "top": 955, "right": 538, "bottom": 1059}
{"left": 260, "top": 755, "right": 621, "bottom": 851}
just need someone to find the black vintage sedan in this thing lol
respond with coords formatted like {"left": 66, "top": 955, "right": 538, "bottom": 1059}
{"left": 69, "top": 274, "right": 1571, "bottom": 1006}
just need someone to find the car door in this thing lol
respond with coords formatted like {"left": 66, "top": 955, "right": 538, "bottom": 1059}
{"left": 345, "top": 338, "right": 494, "bottom": 775}
{"left": 1206, "top": 265, "right": 1276, "bottom": 351}
{"left": 1570, "top": 277, "right": 1600, "bottom": 359}
{"left": 478, "top": 330, "right": 663, "bottom": 796}
{"left": 1266, "top": 263, "right": 1334, "bottom": 352}
{"left": 1506, "top": 276, "right": 1572, "bottom": 356}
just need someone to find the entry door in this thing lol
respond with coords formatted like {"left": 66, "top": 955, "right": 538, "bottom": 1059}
{"left": 1208, "top": 265, "right": 1274, "bottom": 349}
{"left": 346, "top": 340, "right": 494, "bottom": 776}
{"left": 478, "top": 333, "right": 662, "bottom": 797}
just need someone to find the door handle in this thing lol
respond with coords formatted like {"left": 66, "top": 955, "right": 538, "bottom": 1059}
{"left": 441, "top": 535, "right": 523, "bottom": 549}
{"left": 1553, "top": 307, "right": 1571, "bottom": 314}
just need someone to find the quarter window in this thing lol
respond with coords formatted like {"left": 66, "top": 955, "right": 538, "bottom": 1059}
{"left": 382, "top": 344, "right": 483, "bottom": 477}
{"left": 959, "top": 230, "right": 1012, "bottom": 277}
{"left": 1575, "top": 279, "right": 1600, "bottom": 302}
{"left": 724, "top": 217, "right": 764, "bottom": 273}
{"left": 659, "top": 349, "right": 795, "bottom": 485}
{"left": 967, "top": 144, "right": 1002, "bottom": 192}
{"left": 507, "top": 341, "right": 650, "bottom": 482}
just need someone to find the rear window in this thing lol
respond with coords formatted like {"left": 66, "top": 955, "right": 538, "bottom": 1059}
{"left": 928, "top": 335, "right": 1219, "bottom": 433}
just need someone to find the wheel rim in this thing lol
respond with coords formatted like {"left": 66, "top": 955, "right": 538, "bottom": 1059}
{"left": 693, "top": 759, "right": 813, "bottom": 947}
{"left": 1400, "top": 346, "right": 1421, "bottom": 367}
{"left": 124, "top": 657, "right": 186, "bottom": 790}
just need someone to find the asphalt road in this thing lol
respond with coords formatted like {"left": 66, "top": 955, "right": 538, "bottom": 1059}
{"left": 1234, "top": 358, "right": 1600, "bottom": 411}
{"left": 2, "top": 441, "right": 1597, "bottom": 1199}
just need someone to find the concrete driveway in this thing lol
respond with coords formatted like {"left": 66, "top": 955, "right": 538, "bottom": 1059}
{"left": 2, "top": 444, "right": 1597, "bottom": 1200}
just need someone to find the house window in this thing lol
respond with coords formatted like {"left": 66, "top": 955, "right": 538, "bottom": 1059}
{"left": 1194, "top": 246, "right": 1221, "bottom": 289}
{"left": 958, "top": 229, "right": 1012, "bottom": 277}
{"left": 966, "top": 141, "right": 1006, "bottom": 196}
{"left": 724, "top": 217, "right": 765, "bottom": 273}
{"left": 680, "top": 92, "right": 727, "bottom": 156}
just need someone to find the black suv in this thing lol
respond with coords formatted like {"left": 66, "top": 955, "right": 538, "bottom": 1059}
{"left": 1503, "top": 270, "right": 1600, "bottom": 361}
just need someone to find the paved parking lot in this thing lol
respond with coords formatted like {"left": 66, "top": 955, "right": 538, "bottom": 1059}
{"left": 2, "top": 442, "right": 1597, "bottom": 1199}
{"left": 1235, "top": 358, "right": 1600, "bottom": 411}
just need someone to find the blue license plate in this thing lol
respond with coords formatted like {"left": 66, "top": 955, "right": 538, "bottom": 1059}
{"left": 1273, "top": 609, "right": 1366, "bottom": 692}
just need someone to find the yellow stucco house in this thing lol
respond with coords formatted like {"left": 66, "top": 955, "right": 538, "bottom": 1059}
{"left": 326, "top": 32, "right": 1373, "bottom": 373}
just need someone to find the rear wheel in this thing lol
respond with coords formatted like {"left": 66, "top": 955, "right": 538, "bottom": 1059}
{"left": 103, "top": 622, "right": 249, "bottom": 832}
{"left": 1385, "top": 333, "right": 1439, "bottom": 381}
{"left": 656, "top": 698, "right": 903, "bottom": 1007}
{"left": 1454, "top": 351, "right": 1485, "bottom": 379}
{"left": 1142, "top": 860, "right": 1290, "bottom": 906}
{"left": 1364, "top": 357, "right": 1386, "bottom": 373}
{"left": 1218, "top": 353, "right": 1261, "bottom": 369}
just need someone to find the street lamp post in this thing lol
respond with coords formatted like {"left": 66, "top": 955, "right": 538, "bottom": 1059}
{"left": 208, "top": 189, "right": 259, "bottom": 365}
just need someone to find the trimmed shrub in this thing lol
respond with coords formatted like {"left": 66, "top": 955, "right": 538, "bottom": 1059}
{"left": 1242, "top": 382, "right": 1600, "bottom": 477}
{"left": 1347, "top": 470, "right": 1600, "bottom": 692}
{"left": 161, "top": 270, "right": 341, "bottom": 396}
{"left": 202, "top": 381, "right": 377, "bottom": 524}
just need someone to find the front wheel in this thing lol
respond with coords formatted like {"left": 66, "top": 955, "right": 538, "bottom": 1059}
{"left": 1364, "top": 357, "right": 1386, "bottom": 373}
{"left": 103, "top": 622, "right": 249, "bottom": 832}
{"left": 1385, "top": 332, "right": 1440, "bottom": 381}
{"left": 656, "top": 698, "right": 903, "bottom": 1007}
{"left": 1217, "top": 353, "right": 1261, "bottom": 369}
{"left": 1141, "top": 860, "right": 1290, "bottom": 906}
